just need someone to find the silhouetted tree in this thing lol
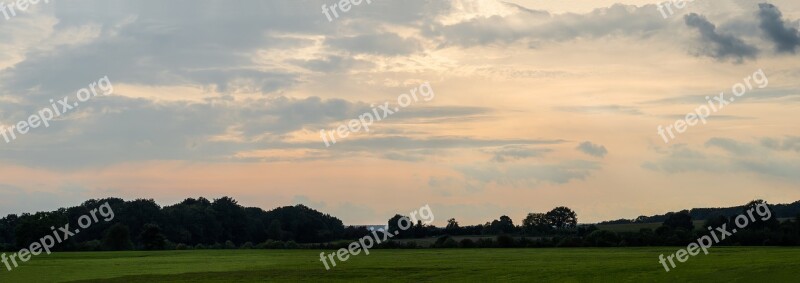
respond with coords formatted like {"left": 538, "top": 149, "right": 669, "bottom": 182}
{"left": 663, "top": 210, "right": 694, "bottom": 231}
{"left": 546, "top": 207, "right": 577, "bottom": 229}
{"left": 140, "top": 223, "right": 166, "bottom": 250}
{"left": 523, "top": 213, "right": 551, "bottom": 234}
{"left": 103, "top": 223, "right": 133, "bottom": 251}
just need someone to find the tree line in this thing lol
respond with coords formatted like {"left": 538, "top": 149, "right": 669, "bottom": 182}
{"left": 2, "top": 197, "right": 800, "bottom": 251}
{"left": 1, "top": 197, "right": 353, "bottom": 251}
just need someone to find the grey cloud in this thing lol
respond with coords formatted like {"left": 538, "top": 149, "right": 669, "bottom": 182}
{"left": 429, "top": 4, "right": 666, "bottom": 47}
{"left": 658, "top": 114, "right": 753, "bottom": 121}
{"left": 458, "top": 160, "right": 601, "bottom": 187}
{"left": 643, "top": 88, "right": 800, "bottom": 105}
{"left": 391, "top": 106, "right": 491, "bottom": 121}
{"left": 577, "top": 141, "right": 608, "bottom": 158}
{"left": 757, "top": 3, "right": 800, "bottom": 54}
{"left": 641, "top": 144, "right": 719, "bottom": 173}
{"left": 684, "top": 13, "right": 758, "bottom": 63}
{"left": 704, "top": 137, "right": 756, "bottom": 155}
{"left": 2, "top": 0, "right": 417, "bottom": 99}
{"left": 293, "top": 56, "right": 375, "bottom": 73}
{"left": 644, "top": 137, "right": 800, "bottom": 182}
{"left": 760, "top": 136, "right": 800, "bottom": 152}
{"left": 327, "top": 33, "right": 422, "bottom": 56}
{"left": 486, "top": 145, "right": 551, "bottom": 162}
{"left": 0, "top": 91, "right": 511, "bottom": 168}
{"left": 555, "top": 105, "right": 643, "bottom": 115}
{"left": 327, "top": 137, "right": 564, "bottom": 152}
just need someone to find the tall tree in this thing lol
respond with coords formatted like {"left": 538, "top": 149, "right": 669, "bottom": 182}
{"left": 103, "top": 223, "right": 134, "bottom": 251}
{"left": 139, "top": 223, "right": 167, "bottom": 250}
{"left": 545, "top": 207, "right": 578, "bottom": 229}
{"left": 663, "top": 210, "right": 694, "bottom": 231}
{"left": 522, "top": 213, "right": 551, "bottom": 234}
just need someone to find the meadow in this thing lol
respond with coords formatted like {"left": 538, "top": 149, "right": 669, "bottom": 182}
{"left": 1, "top": 247, "right": 799, "bottom": 282}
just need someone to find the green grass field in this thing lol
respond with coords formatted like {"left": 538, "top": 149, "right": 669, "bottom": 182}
{"left": 1, "top": 247, "right": 798, "bottom": 282}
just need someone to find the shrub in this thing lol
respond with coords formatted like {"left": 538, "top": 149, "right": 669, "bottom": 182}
{"left": 459, "top": 238, "right": 475, "bottom": 248}
{"left": 284, "top": 241, "right": 300, "bottom": 249}
{"left": 76, "top": 240, "right": 103, "bottom": 251}
{"left": 240, "top": 242, "right": 254, "bottom": 249}
{"left": 164, "top": 240, "right": 177, "bottom": 250}
{"left": 442, "top": 238, "right": 458, "bottom": 248}
{"left": 224, "top": 240, "right": 236, "bottom": 249}
{"left": 585, "top": 230, "right": 619, "bottom": 247}
{"left": 175, "top": 243, "right": 190, "bottom": 250}
{"left": 556, "top": 236, "right": 583, "bottom": 247}
{"left": 496, "top": 234, "right": 516, "bottom": 248}
{"left": 265, "top": 240, "right": 286, "bottom": 249}
{"left": 476, "top": 238, "right": 495, "bottom": 248}
{"left": 434, "top": 236, "right": 451, "bottom": 248}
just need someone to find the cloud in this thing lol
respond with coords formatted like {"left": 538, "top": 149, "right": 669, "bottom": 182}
{"left": 555, "top": 105, "right": 643, "bottom": 115}
{"left": 684, "top": 13, "right": 758, "bottom": 63}
{"left": 704, "top": 137, "right": 757, "bottom": 155}
{"left": 457, "top": 160, "right": 601, "bottom": 187}
{"left": 0, "top": 92, "right": 502, "bottom": 168}
{"left": 326, "top": 33, "right": 422, "bottom": 56}
{"left": 576, "top": 141, "right": 608, "bottom": 158}
{"left": 429, "top": 3, "right": 672, "bottom": 47}
{"left": 757, "top": 3, "right": 800, "bottom": 54}
{"left": 644, "top": 137, "right": 800, "bottom": 182}
{"left": 760, "top": 136, "right": 800, "bottom": 152}
{"left": 486, "top": 145, "right": 551, "bottom": 162}
{"left": 293, "top": 56, "right": 375, "bottom": 73}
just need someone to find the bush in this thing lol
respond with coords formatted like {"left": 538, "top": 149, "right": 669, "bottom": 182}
{"left": 224, "top": 240, "right": 236, "bottom": 249}
{"left": 476, "top": 238, "right": 495, "bottom": 248}
{"left": 556, "top": 236, "right": 583, "bottom": 247}
{"left": 139, "top": 224, "right": 167, "bottom": 250}
{"left": 76, "top": 240, "right": 103, "bottom": 251}
{"left": 585, "top": 230, "right": 619, "bottom": 247}
{"left": 496, "top": 235, "right": 516, "bottom": 248}
{"left": 434, "top": 236, "right": 453, "bottom": 248}
{"left": 258, "top": 240, "right": 286, "bottom": 249}
{"left": 284, "top": 241, "right": 300, "bottom": 249}
{"left": 459, "top": 238, "right": 475, "bottom": 248}
{"left": 175, "top": 243, "right": 191, "bottom": 250}
{"left": 103, "top": 223, "right": 134, "bottom": 251}
{"left": 240, "top": 242, "right": 254, "bottom": 249}
{"left": 164, "top": 240, "right": 177, "bottom": 250}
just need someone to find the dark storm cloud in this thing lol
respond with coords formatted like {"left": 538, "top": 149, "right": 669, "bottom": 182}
{"left": 684, "top": 13, "right": 759, "bottom": 63}
{"left": 756, "top": 3, "right": 800, "bottom": 54}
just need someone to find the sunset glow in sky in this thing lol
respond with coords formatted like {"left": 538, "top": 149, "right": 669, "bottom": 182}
{"left": 1, "top": 0, "right": 799, "bottom": 225}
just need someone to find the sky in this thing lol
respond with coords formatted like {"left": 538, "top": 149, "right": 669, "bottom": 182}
{"left": 0, "top": 0, "right": 798, "bottom": 225}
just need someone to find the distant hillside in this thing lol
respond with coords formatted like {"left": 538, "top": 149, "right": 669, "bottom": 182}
{"left": 597, "top": 200, "right": 800, "bottom": 225}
